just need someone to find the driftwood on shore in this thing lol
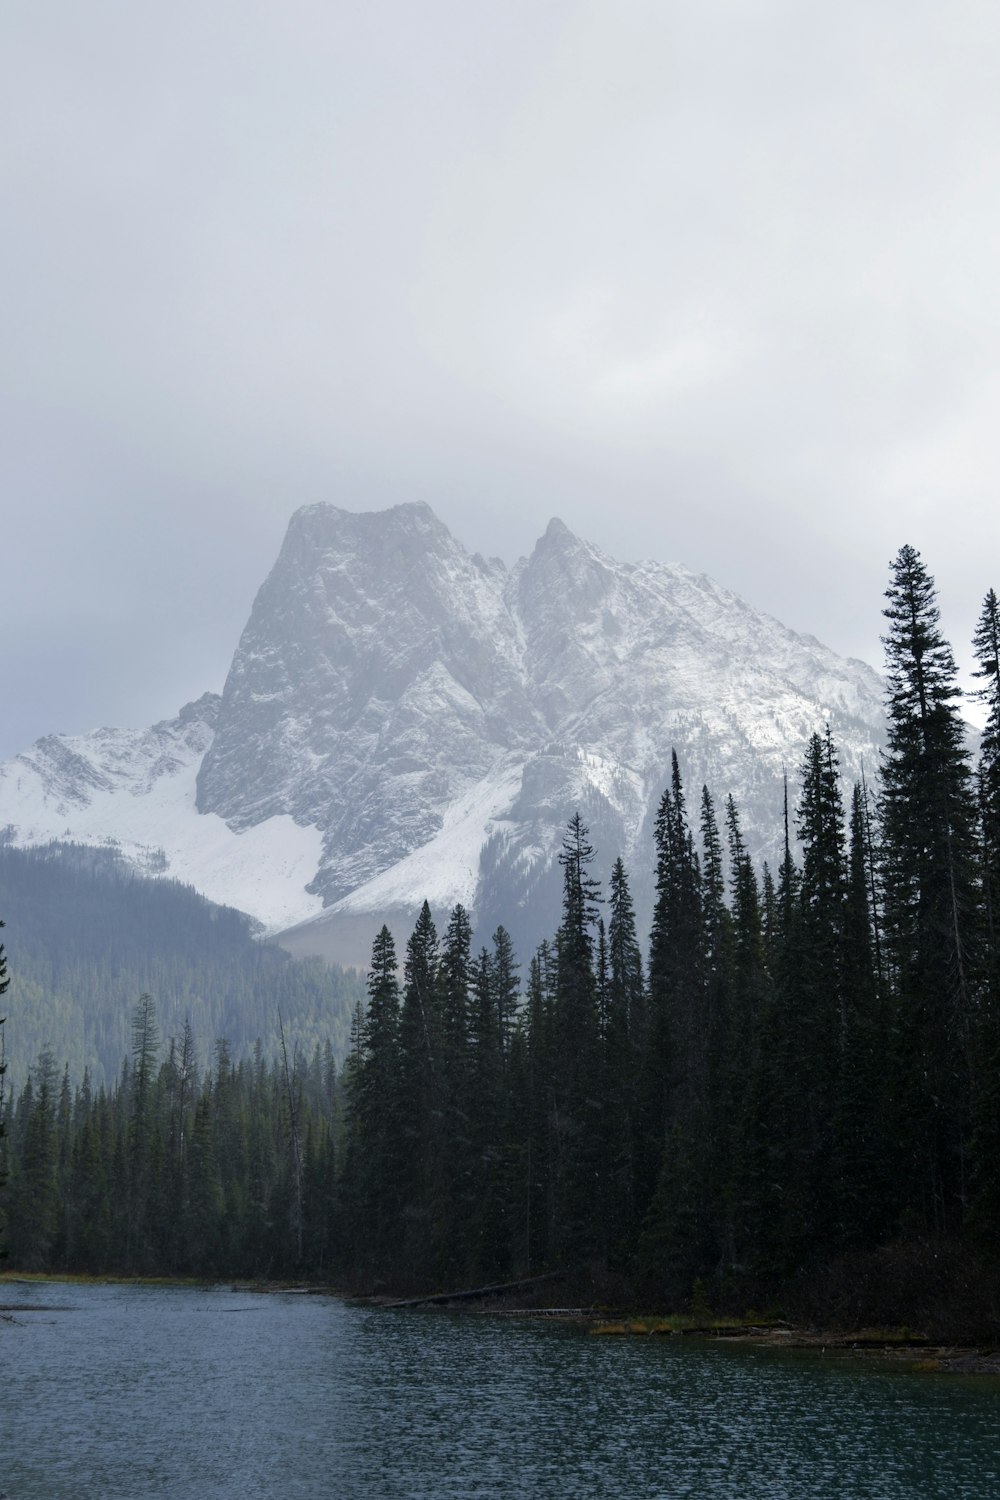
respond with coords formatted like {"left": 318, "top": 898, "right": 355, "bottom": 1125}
{"left": 383, "top": 1268, "right": 568, "bottom": 1310}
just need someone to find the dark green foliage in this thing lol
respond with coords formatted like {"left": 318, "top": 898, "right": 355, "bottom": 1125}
{"left": 551, "top": 815, "right": 603, "bottom": 1264}
{"left": 6, "top": 545, "right": 999, "bottom": 1305}
{"left": 833, "top": 781, "right": 889, "bottom": 1249}
{"left": 640, "top": 755, "right": 710, "bottom": 1288}
{"left": 0, "top": 842, "right": 363, "bottom": 1087}
{"left": 603, "top": 859, "right": 644, "bottom": 1256}
{"left": 968, "top": 587, "right": 1000, "bottom": 1239}
{"left": 879, "top": 546, "right": 981, "bottom": 1235}
{"left": 0, "top": 917, "right": 8, "bottom": 1255}
{"left": 3, "top": 1020, "right": 343, "bottom": 1279}
{"left": 972, "top": 588, "right": 1000, "bottom": 987}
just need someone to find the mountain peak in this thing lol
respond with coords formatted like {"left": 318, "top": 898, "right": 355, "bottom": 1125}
{"left": 544, "top": 516, "right": 573, "bottom": 540}
{"left": 286, "top": 499, "right": 449, "bottom": 545}
{"left": 1, "top": 499, "right": 888, "bottom": 960}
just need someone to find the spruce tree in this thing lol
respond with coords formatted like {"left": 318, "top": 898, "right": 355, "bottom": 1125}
{"left": 833, "top": 781, "right": 889, "bottom": 1248}
{"left": 972, "top": 587, "right": 1000, "bottom": 983}
{"left": 397, "top": 902, "right": 442, "bottom": 1283}
{"left": 721, "top": 794, "right": 765, "bottom": 1268}
{"left": 641, "top": 754, "right": 709, "bottom": 1288}
{"left": 9, "top": 1052, "right": 59, "bottom": 1269}
{"left": 127, "top": 994, "right": 160, "bottom": 1269}
{"left": 604, "top": 857, "right": 644, "bottom": 1256}
{"left": 968, "top": 588, "right": 1000, "bottom": 1239}
{"left": 346, "top": 926, "right": 403, "bottom": 1278}
{"left": 553, "top": 815, "right": 603, "bottom": 1264}
{"left": 786, "top": 728, "right": 847, "bottom": 1258}
{"left": 519, "top": 941, "right": 557, "bottom": 1270}
{"left": 491, "top": 926, "right": 520, "bottom": 1064}
{"left": 0, "top": 920, "right": 8, "bottom": 1257}
{"left": 880, "top": 545, "right": 981, "bottom": 1234}
{"left": 467, "top": 946, "right": 506, "bottom": 1279}
{"left": 438, "top": 904, "right": 474, "bottom": 1279}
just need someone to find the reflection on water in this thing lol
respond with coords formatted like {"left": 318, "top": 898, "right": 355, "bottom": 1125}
{"left": 2, "top": 1281, "right": 998, "bottom": 1499}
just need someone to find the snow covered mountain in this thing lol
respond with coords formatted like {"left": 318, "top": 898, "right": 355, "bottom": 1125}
{"left": 1, "top": 503, "right": 886, "bottom": 961}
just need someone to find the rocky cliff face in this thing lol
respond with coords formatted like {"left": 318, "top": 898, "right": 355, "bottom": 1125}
{"left": 197, "top": 502, "right": 885, "bottom": 947}
{"left": 196, "top": 503, "right": 542, "bottom": 900}
{"left": 1, "top": 502, "right": 887, "bottom": 952}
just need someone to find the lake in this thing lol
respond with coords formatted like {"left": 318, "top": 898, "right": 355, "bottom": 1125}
{"left": 2, "top": 1281, "right": 998, "bottom": 1498}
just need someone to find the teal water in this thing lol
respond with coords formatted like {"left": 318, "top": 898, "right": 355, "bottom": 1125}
{"left": 1, "top": 1281, "right": 998, "bottom": 1498}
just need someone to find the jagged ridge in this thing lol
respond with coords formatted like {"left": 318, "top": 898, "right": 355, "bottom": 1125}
{"left": 1, "top": 504, "right": 886, "bottom": 953}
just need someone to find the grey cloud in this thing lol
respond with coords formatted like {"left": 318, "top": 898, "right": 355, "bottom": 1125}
{"left": 3, "top": 0, "right": 999, "bottom": 755}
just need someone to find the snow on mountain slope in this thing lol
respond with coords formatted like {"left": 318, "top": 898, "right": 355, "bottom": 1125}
{"left": 0, "top": 695, "right": 324, "bottom": 932}
{"left": 196, "top": 502, "right": 541, "bottom": 904}
{"left": 330, "top": 759, "right": 526, "bottom": 915}
{"left": 0, "top": 502, "right": 889, "bottom": 955}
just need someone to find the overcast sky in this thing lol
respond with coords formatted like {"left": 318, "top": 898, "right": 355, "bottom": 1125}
{"left": 4, "top": 0, "right": 1000, "bottom": 759}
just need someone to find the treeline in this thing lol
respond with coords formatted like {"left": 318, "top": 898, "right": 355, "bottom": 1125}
{"left": 0, "top": 843, "right": 364, "bottom": 1086}
{"left": 338, "top": 547, "right": 1000, "bottom": 1296}
{"left": 2, "top": 1001, "right": 340, "bottom": 1277}
{"left": 2, "top": 546, "right": 999, "bottom": 1306}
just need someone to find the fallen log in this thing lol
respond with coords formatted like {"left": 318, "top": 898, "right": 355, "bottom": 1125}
{"left": 384, "top": 1268, "right": 568, "bottom": 1310}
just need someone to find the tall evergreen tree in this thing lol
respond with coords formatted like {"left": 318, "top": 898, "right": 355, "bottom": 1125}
{"left": 467, "top": 945, "right": 507, "bottom": 1279}
{"left": 397, "top": 902, "right": 442, "bottom": 1282}
{"left": 491, "top": 926, "right": 520, "bottom": 1065}
{"left": 786, "top": 728, "right": 847, "bottom": 1257}
{"left": 880, "top": 544, "right": 981, "bottom": 1234}
{"left": 968, "top": 588, "right": 1000, "bottom": 1239}
{"left": 127, "top": 993, "right": 160, "bottom": 1268}
{"left": 518, "top": 941, "right": 557, "bottom": 1271}
{"left": 9, "top": 1052, "right": 59, "bottom": 1269}
{"left": 646, "top": 755, "right": 705, "bottom": 1145}
{"left": 438, "top": 904, "right": 474, "bottom": 1279}
{"left": 343, "top": 925, "right": 404, "bottom": 1278}
{"left": 722, "top": 795, "right": 765, "bottom": 1266}
{"left": 553, "top": 814, "right": 603, "bottom": 1263}
{"left": 0, "top": 919, "right": 8, "bottom": 1256}
{"left": 972, "top": 587, "right": 1000, "bottom": 983}
{"left": 833, "top": 780, "right": 888, "bottom": 1248}
{"left": 604, "top": 858, "right": 644, "bottom": 1256}
{"left": 641, "top": 754, "right": 709, "bottom": 1288}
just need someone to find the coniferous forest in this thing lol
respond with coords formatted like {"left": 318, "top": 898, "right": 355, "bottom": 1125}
{"left": 2, "top": 546, "right": 1000, "bottom": 1327}
{"left": 0, "top": 843, "right": 364, "bottom": 1087}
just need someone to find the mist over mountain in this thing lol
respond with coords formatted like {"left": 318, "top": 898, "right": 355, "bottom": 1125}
{"left": 1, "top": 504, "right": 886, "bottom": 961}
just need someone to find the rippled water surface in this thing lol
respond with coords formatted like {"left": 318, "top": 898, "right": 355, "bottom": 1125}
{"left": 2, "top": 1281, "right": 999, "bottom": 1498}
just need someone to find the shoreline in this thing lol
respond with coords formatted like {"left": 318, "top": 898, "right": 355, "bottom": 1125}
{"left": 5, "top": 1271, "right": 999, "bottom": 1374}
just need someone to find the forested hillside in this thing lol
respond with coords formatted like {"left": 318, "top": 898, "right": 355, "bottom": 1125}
{"left": 0, "top": 843, "right": 363, "bottom": 1086}
{"left": 2, "top": 549, "right": 999, "bottom": 1331}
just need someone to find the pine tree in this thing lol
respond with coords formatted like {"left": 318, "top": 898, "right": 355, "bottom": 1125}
{"left": 721, "top": 794, "right": 766, "bottom": 1269}
{"left": 784, "top": 728, "right": 847, "bottom": 1259}
{"left": 972, "top": 587, "right": 1000, "bottom": 984}
{"left": 833, "top": 780, "right": 889, "bottom": 1248}
{"left": 9, "top": 1052, "right": 59, "bottom": 1269}
{"left": 604, "top": 857, "right": 644, "bottom": 1256}
{"left": 491, "top": 926, "right": 520, "bottom": 1064}
{"left": 467, "top": 946, "right": 506, "bottom": 1279}
{"left": 641, "top": 754, "right": 709, "bottom": 1289}
{"left": 0, "top": 919, "right": 8, "bottom": 1258}
{"left": 345, "top": 926, "right": 404, "bottom": 1276}
{"left": 553, "top": 815, "right": 603, "bottom": 1263}
{"left": 127, "top": 993, "right": 160, "bottom": 1269}
{"left": 438, "top": 904, "right": 474, "bottom": 1279}
{"left": 880, "top": 545, "right": 981, "bottom": 1234}
{"left": 646, "top": 755, "right": 705, "bottom": 1148}
{"left": 397, "top": 902, "right": 442, "bottom": 1283}
{"left": 968, "top": 588, "right": 1000, "bottom": 1239}
{"left": 517, "top": 941, "right": 557, "bottom": 1271}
